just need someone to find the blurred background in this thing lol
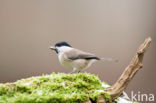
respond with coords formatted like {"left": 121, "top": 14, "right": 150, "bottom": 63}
{"left": 0, "top": 0, "right": 155, "bottom": 102}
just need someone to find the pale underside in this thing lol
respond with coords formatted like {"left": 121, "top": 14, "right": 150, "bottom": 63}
{"left": 57, "top": 47, "right": 98, "bottom": 72}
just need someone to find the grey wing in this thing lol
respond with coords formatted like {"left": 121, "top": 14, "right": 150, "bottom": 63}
{"left": 65, "top": 49, "right": 100, "bottom": 60}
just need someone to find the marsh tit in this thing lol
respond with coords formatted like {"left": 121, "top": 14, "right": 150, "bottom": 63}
{"left": 50, "top": 41, "right": 118, "bottom": 73}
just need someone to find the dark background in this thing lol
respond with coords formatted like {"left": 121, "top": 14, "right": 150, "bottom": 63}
{"left": 0, "top": 0, "right": 155, "bottom": 102}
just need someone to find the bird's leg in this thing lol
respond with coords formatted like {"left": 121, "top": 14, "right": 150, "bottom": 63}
{"left": 78, "top": 70, "right": 81, "bottom": 73}
{"left": 69, "top": 68, "right": 78, "bottom": 74}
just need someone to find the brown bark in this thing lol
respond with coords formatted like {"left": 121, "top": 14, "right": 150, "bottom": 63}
{"left": 106, "top": 37, "right": 152, "bottom": 100}
{"left": 85, "top": 37, "right": 152, "bottom": 103}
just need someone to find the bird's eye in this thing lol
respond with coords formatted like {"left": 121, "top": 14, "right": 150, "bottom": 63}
{"left": 58, "top": 44, "right": 61, "bottom": 47}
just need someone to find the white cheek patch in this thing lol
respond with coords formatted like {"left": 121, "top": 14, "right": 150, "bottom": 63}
{"left": 57, "top": 46, "right": 73, "bottom": 53}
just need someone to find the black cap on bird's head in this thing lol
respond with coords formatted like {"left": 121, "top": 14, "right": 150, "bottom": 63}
{"left": 49, "top": 41, "right": 71, "bottom": 53}
{"left": 55, "top": 41, "right": 71, "bottom": 47}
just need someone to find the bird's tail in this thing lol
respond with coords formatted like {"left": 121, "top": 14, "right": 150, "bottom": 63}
{"left": 100, "top": 57, "right": 118, "bottom": 62}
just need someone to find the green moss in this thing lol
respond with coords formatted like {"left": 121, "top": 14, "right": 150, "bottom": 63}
{"left": 114, "top": 97, "right": 120, "bottom": 102}
{"left": 0, "top": 73, "right": 110, "bottom": 103}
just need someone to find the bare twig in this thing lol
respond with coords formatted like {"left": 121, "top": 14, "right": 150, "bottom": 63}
{"left": 85, "top": 37, "right": 152, "bottom": 103}
{"left": 106, "top": 37, "right": 152, "bottom": 100}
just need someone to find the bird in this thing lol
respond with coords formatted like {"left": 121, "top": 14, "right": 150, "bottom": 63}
{"left": 49, "top": 41, "right": 118, "bottom": 73}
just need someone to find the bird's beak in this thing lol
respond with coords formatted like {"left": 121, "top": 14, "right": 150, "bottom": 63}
{"left": 49, "top": 46, "right": 56, "bottom": 50}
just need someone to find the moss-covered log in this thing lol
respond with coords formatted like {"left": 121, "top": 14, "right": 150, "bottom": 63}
{"left": 0, "top": 73, "right": 134, "bottom": 103}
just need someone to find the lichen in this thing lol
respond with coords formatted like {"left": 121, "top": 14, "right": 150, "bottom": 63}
{"left": 0, "top": 73, "right": 111, "bottom": 103}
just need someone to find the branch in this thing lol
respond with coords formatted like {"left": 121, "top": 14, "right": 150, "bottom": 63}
{"left": 106, "top": 37, "right": 152, "bottom": 100}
